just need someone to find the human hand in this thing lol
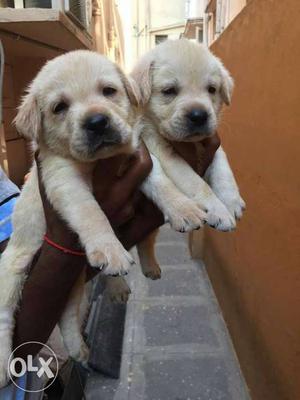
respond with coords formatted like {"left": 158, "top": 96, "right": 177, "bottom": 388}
{"left": 12, "top": 144, "right": 153, "bottom": 357}
{"left": 115, "top": 133, "right": 221, "bottom": 249}
{"left": 171, "top": 132, "right": 221, "bottom": 175}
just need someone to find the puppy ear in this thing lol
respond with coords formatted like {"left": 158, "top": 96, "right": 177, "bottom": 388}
{"left": 116, "top": 66, "right": 140, "bottom": 107}
{"left": 130, "top": 55, "right": 154, "bottom": 106}
{"left": 220, "top": 64, "right": 234, "bottom": 106}
{"left": 14, "top": 91, "right": 41, "bottom": 141}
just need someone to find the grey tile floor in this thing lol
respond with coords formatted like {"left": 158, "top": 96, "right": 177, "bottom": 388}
{"left": 85, "top": 226, "right": 250, "bottom": 400}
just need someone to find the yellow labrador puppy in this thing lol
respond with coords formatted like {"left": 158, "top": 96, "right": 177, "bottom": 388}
{"left": 133, "top": 39, "right": 245, "bottom": 279}
{"left": 0, "top": 51, "right": 141, "bottom": 386}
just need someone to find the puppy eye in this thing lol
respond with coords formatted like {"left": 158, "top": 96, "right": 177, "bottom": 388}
{"left": 208, "top": 85, "right": 217, "bottom": 94}
{"left": 53, "top": 101, "right": 69, "bottom": 114}
{"left": 162, "top": 87, "right": 178, "bottom": 96}
{"left": 103, "top": 87, "right": 117, "bottom": 96}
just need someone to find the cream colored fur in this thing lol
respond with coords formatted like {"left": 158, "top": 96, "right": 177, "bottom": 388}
{"left": 133, "top": 39, "right": 245, "bottom": 279}
{"left": 0, "top": 51, "right": 141, "bottom": 386}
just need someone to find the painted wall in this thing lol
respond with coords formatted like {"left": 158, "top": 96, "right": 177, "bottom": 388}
{"left": 149, "top": 25, "right": 185, "bottom": 48}
{"left": 119, "top": 0, "right": 186, "bottom": 71}
{"left": 186, "top": 0, "right": 205, "bottom": 19}
{"left": 93, "top": 0, "right": 125, "bottom": 65}
{"left": 205, "top": 0, "right": 246, "bottom": 45}
{"left": 228, "top": 0, "right": 246, "bottom": 22}
{"left": 198, "top": 0, "right": 300, "bottom": 399}
{"left": 150, "top": 0, "right": 186, "bottom": 27}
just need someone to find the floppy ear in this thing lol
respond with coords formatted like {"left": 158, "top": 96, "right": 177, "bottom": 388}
{"left": 14, "top": 91, "right": 41, "bottom": 141}
{"left": 220, "top": 65, "right": 234, "bottom": 106}
{"left": 130, "top": 55, "right": 154, "bottom": 106}
{"left": 115, "top": 66, "right": 140, "bottom": 107}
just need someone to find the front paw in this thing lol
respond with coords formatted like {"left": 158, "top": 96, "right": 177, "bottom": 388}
{"left": 67, "top": 339, "right": 90, "bottom": 365}
{"left": 223, "top": 194, "right": 246, "bottom": 220}
{"left": 201, "top": 198, "right": 236, "bottom": 232}
{"left": 166, "top": 198, "right": 207, "bottom": 233}
{"left": 74, "top": 342, "right": 90, "bottom": 365}
{"left": 86, "top": 240, "right": 134, "bottom": 276}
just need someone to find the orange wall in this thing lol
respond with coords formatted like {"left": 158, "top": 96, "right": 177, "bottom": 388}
{"left": 202, "top": 0, "right": 300, "bottom": 399}
{"left": 228, "top": 0, "right": 247, "bottom": 23}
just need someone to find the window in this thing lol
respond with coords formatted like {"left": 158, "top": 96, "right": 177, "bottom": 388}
{"left": 23, "top": 0, "right": 52, "bottom": 7}
{"left": 0, "top": 0, "right": 14, "bottom": 6}
{"left": 155, "top": 35, "right": 168, "bottom": 45}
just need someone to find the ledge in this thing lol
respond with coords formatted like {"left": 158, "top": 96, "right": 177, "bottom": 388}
{"left": 0, "top": 8, "right": 93, "bottom": 58}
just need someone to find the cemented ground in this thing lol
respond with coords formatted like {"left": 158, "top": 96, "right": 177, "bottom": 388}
{"left": 85, "top": 226, "right": 250, "bottom": 400}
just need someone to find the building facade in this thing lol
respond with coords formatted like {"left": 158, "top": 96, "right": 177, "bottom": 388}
{"left": 119, "top": 0, "right": 248, "bottom": 71}
{"left": 183, "top": 0, "right": 205, "bottom": 43}
{"left": 205, "top": 0, "right": 247, "bottom": 44}
{"left": 118, "top": 0, "right": 187, "bottom": 71}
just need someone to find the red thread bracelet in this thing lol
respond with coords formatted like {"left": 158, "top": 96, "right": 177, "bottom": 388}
{"left": 44, "top": 235, "right": 86, "bottom": 257}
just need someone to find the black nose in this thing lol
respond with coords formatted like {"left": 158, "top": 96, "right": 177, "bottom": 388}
{"left": 186, "top": 109, "right": 208, "bottom": 127}
{"left": 84, "top": 114, "right": 109, "bottom": 134}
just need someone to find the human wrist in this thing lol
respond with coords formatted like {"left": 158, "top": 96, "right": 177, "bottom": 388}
{"left": 44, "top": 212, "right": 83, "bottom": 254}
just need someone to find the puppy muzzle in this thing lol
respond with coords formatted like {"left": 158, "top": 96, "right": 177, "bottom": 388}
{"left": 183, "top": 108, "right": 214, "bottom": 139}
{"left": 83, "top": 113, "right": 122, "bottom": 152}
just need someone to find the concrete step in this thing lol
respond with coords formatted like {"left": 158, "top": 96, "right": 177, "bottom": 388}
{"left": 85, "top": 228, "right": 250, "bottom": 400}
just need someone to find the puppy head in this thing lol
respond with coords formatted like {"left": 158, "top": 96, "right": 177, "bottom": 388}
{"left": 131, "top": 39, "right": 234, "bottom": 142}
{"left": 15, "top": 51, "right": 139, "bottom": 161}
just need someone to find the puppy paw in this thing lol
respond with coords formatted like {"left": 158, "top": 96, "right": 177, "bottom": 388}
{"left": 210, "top": 182, "right": 246, "bottom": 222}
{"left": 103, "top": 244, "right": 134, "bottom": 276}
{"left": 201, "top": 197, "right": 236, "bottom": 232}
{"left": 86, "top": 240, "right": 134, "bottom": 276}
{"left": 105, "top": 277, "right": 131, "bottom": 304}
{"left": 69, "top": 341, "right": 90, "bottom": 365}
{"left": 166, "top": 198, "right": 207, "bottom": 233}
{"left": 86, "top": 247, "right": 108, "bottom": 270}
{"left": 223, "top": 194, "right": 246, "bottom": 220}
{"left": 142, "top": 263, "right": 162, "bottom": 280}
